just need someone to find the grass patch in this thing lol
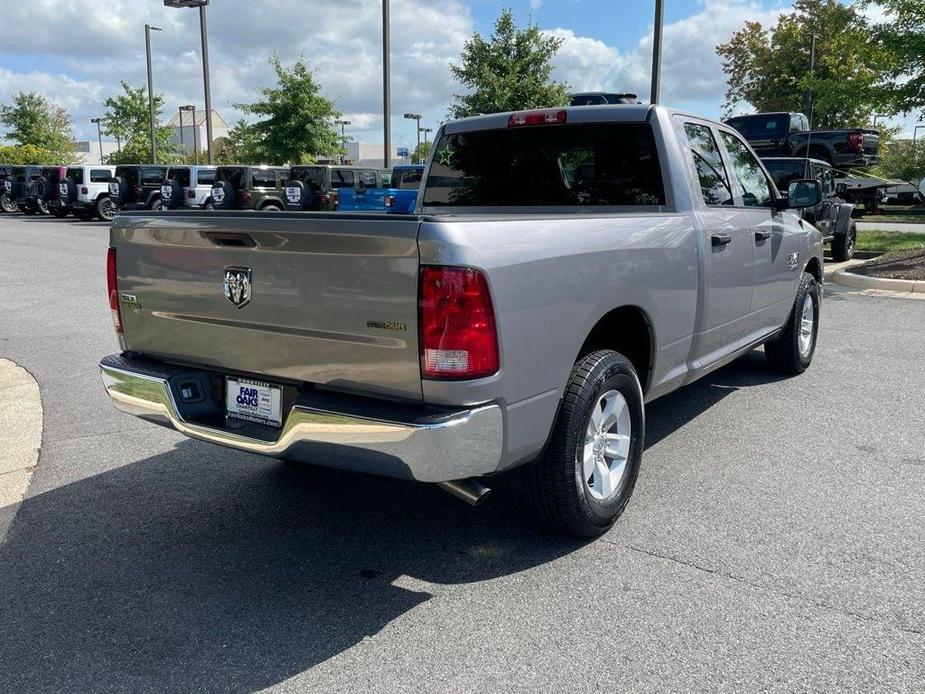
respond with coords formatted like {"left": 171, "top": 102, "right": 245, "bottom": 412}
{"left": 855, "top": 230, "right": 925, "bottom": 252}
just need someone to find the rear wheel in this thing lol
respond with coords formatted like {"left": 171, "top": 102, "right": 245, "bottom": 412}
{"left": 95, "top": 196, "right": 117, "bottom": 222}
{"left": 765, "top": 272, "right": 819, "bottom": 374}
{"left": 150, "top": 198, "right": 164, "bottom": 211}
{"left": 261, "top": 203, "right": 282, "bottom": 211}
{"left": 203, "top": 200, "right": 214, "bottom": 210}
{"left": 0, "top": 194, "right": 15, "bottom": 213}
{"left": 523, "top": 350, "right": 644, "bottom": 537}
{"left": 831, "top": 223, "right": 856, "bottom": 262}
{"left": 37, "top": 200, "right": 50, "bottom": 215}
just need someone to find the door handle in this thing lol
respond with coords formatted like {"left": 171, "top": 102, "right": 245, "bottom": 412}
{"left": 711, "top": 233, "right": 732, "bottom": 247}
{"left": 754, "top": 229, "right": 772, "bottom": 241}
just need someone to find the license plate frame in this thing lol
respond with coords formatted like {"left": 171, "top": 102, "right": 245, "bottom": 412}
{"left": 225, "top": 377, "right": 283, "bottom": 428}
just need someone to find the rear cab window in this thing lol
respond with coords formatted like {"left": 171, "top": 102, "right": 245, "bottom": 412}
{"left": 421, "top": 122, "right": 665, "bottom": 209}
{"left": 331, "top": 170, "right": 355, "bottom": 189}
{"left": 66, "top": 168, "right": 84, "bottom": 185}
{"left": 291, "top": 166, "right": 326, "bottom": 190}
{"left": 215, "top": 167, "right": 246, "bottom": 190}
{"left": 195, "top": 169, "right": 215, "bottom": 186}
{"left": 252, "top": 169, "right": 276, "bottom": 188}
{"left": 357, "top": 170, "right": 378, "bottom": 188}
{"left": 90, "top": 169, "right": 111, "bottom": 183}
{"left": 115, "top": 167, "right": 139, "bottom": 186}
{"left": 169, "top": 168, "right": 191, "bottom": 187}
{"left": 396, "top": 169, "right": 423, "bottom": 189}
{"left": 140, "top": 167, "right": 167, "bottom": 186}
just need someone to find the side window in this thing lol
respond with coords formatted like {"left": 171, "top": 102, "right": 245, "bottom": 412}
{"left": 90, "top": 170, "right": 110, "bottom": 183}
{"left": 141, "top": 168, "right": 166, "bottom": 185}
{"left": 357, "top": 170, "right": 378, "bottom": 188}
{"left": 684, "top": 122, "right": 733, "bottom": 206}
{"left": 196, "top": 169, "right": 216, "bottom": 186}
{"left": 719, "top": 132, "right": 774, "bottom": 207}
{"left": 252, "top": 170, "right": 275, "bottom": 187}
{"left": 331, "top": 170, "right": 355, "bottom": 188}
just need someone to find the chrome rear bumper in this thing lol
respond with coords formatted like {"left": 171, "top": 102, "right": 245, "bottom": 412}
{"left": 99, "top": 354, "right": 503, "bottom": 483}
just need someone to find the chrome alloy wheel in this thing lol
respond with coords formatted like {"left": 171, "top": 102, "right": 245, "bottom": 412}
{"left": 798, "top": 293, "right": 815, "bottom": 358}
{"left": 582, "top": 389, "right": 632, "bottom": 501}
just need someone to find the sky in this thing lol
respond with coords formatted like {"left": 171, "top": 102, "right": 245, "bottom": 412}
{"left": 0, "top": 0, "right": 917, "bottom": 151}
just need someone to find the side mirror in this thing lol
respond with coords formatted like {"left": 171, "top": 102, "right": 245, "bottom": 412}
{"left": 787, "top": 179, "right": 821, "bottom": 208}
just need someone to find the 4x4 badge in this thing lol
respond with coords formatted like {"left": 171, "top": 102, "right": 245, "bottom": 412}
{"left": 223, "top": 266, "right": 252, "bottom": 308}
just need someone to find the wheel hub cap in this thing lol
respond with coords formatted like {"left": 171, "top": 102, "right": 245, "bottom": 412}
{"left": 582, "top": 389, "right": 632, "bottom": 501}
{"left": 799, "top": 293, "right": 814, "bottom": 358}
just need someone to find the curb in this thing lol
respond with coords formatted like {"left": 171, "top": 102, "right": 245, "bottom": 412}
{"left": 0, "top": 359, "right": 43, "bottom": 545}
{"left": 830, "top": 267, "right": 925, "bottom": 294}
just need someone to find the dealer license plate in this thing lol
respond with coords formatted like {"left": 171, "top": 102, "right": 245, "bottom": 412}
{"left": 226, "top": 377, "right": 282, "bottom": 427}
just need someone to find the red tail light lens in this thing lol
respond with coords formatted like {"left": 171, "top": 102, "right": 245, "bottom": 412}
{"left": 134, "top": 185, "right": 143, "bottom": 196}
{"left": 848, "top": 132, "right": 864, "bottom": 151}
{"left": 508, "top": 109, "right": 567, "bottom": 127}
{"left": 240, "top": 190, "right": 252, "bottom": 204}
{"left": 81, "top": 186, "right": 88, "bottom": 194}
{"left": 419, "top": 266, "right": 498, "bottom": 379}
{"left": 385, "top": 195, "right": 395, "bottom": 207}
{"left": 188, "top": 190, "right": 196, "bottom": 198}
{"left": 107, "top": 247, "right": 122, "bottom": 333}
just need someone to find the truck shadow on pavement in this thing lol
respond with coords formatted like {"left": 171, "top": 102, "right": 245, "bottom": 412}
{"left": 0, "top": 349, "right": 788, "bottom": 692}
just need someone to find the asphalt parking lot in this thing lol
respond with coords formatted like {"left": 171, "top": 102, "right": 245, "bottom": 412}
{"left": 1, "top": 214, "right": 924, "bottom": 693}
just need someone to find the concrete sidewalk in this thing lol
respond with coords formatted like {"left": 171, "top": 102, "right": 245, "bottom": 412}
{"left": 857, "top": 220, "right": 925, "bottom": 233}
{"left": 0, "top": 359, "right": 42, "bottom": 544}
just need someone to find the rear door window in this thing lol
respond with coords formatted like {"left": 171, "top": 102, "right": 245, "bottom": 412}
{"left": 422, "top": 122, "right": 665, "bottom": 208}
{"left": 215, "top": 167, "right": 246, "bottom": 189}
{"left": 357, "top": 170, "right": 378, "bottom": 188}
{"left": 140, "top": 168, "right": 167, "bottom": 185}
{"left": 169, "top": 168, "right": 191, "bottom": 187}
{"left": 683, "top": 122, "right": 733, "bottom": 206}
{"left": 115, "top": 167, "right": 139, "bottom": 186}
{"left": 331, "top": 170, "right": 355, "bottom": 188}
{"left": 67, "top": 168, "right": 84, "bottom": 184}
{"left": 196, "top": 169, "right": 215, "bottom": 186}
{"left": 719, "top": 131, "right": 774, "bottom": 207}
{"left": 90, "top": 169, "right": 111, "bottom": 183}
{"left": 252, "top": 169, "right": 276, "bottom": 187}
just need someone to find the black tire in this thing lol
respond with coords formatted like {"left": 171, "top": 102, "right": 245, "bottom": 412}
{"left": 21, "top": 206, "right": 36, "bottom": 216}
{"left": 261, "top": 202, "right": 282, "bottom": 211}
{"left": 831, "top": 223, "right": 856, "bottom": 262}
{"left": 150, "top": 197, "right": 164, "bottom": 211}
{"left": 203, "top": 200, "right": 214, "bottom": 210}
{"left": 0, "top": 193, "right": 15, "bottom": 214}
{"left": 95, "top": 196, "right": 116, "bottom": 222}
{"left": 75, "top": 211, "right": 94, "bottom": 222}
{"left": 37, "top": 199, "right": 50, "bottom": 215}
{"left": 765, "top": 272, "right": 819, "bottom": 374}
{"left": 523, "top": 350, "right": 645, "bottom": 538}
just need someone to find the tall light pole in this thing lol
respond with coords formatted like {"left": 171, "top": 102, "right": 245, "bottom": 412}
{"left": 177, "top": 107, "right": 185, "bottom": 152}
{"left": 335, "top": 119, "right": 351, "bottom": 164}
{"left": 649, "top": 0, "right": 664, "bottom": 104}
{"left": 164, "top": 0, "right": 214, "bottom": 164}
{"left": 91, "top": 117, "right": 105, "bottom": 164}
{"left": 145, "top": 24, "right": 163, "bottom": 163}
{"left": 382, "top": 0, "right": 391, "bottom": 169}
{"left": 181, "top": 105, "right": 197, "bottom": 164}
{"left": 421, "top": 127, "right": 433, "bottom": 147}
{"left": 404, "top": 113, "right": 422, "bottom": 155}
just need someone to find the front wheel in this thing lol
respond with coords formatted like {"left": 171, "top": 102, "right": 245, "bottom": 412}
{"left": 831, "top": 224, "right": 856, "bottom": 262}
{"left": 96, "top": 196, "right": 116, "bottom": 222}
{"left": 261, "top": 203, "right": 282, "bottom": 211}
{"left": 523, "top": 350, "right": 645, "bottom": 537}
{"left": 150, "top": 198, "right": 164, "bottom": 212}
{"left": 765, "top": 272, "right": 819, "bottom": 374}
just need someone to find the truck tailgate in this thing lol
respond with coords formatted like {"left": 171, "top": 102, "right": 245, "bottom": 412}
{"left": 112, "top": 212, "right": 423, "bottom": 400}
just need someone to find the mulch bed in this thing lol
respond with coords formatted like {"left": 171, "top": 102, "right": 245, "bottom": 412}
{"left": 850, "top": 249, "right": 925, "bottom": 281}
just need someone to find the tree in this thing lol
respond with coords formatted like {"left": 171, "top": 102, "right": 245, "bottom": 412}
{"left": 0, "top": 92, "right": 75, "bottom": 162}
{"left": 0, "top": 143, "right": 59, "bottom": 165}
{"left": 217, "top": 120, "right": 265, "bottom": 164}
{"left": 448, "top": 9, "right": 569, "bottom": 119}
{"left": 716, "top": 0, "right": 889, "bottom": 128}
{"left": 235, "top": 54, "right": 341, "bottom": 165}
{"left": 410, "top": 140, "right": 432, "bottom": 164}
{"left": 872, "top": 140, "right": 925, "bottom": 184}
{"left": 102, "top": 82, "right": 179, "bottom": 164}
{"left": 863, "top": 0, "right": 925, "bottom": 117}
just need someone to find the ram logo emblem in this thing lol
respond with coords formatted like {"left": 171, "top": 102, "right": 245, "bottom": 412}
{"left": 223, "top": 266, "right": 252, "bottom": 308}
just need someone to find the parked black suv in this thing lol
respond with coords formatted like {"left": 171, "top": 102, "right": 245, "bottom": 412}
{"left": 0, "top": 165, "right": 15, "bottom": 213}
{"left": 283, "top": 165, "right": 384, "bottom": 211}
{"left": 211, "top": 166, "right": 288, "bottom": 211}
{"left": 9, "top": 166, "right": 45, "bottom": 215}
{"left": 764, "top": 156, "right": 857, "bottom": 261}
{"left": 109, "top": 165, "right": 169, "bottom": 211}
{"left": 725, "top": 112, "right": 879, "bottom": 168}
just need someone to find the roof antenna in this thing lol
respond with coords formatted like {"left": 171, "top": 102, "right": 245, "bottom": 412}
{"left": 804, "top": 32, "right": 816, "bottom": 175}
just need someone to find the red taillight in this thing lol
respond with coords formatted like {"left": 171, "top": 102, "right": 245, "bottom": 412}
{"left": 385, "top": 195, "right": 395, "bottom": 207}
{"left": 134, "top": 185, "right": 143, "bottom": 196}
{"left": 240, "top": 190, "right": 252, "bottom": 204}
{"left": 848, "top": 132, "right": 864, "bottom": 151}
{"left": 508, "top": 109, "right": 567, "bottom": 127}
{"left": 419, "top": 266, "right": 498, "bottom": 380}
{"left": 107, "top": 248, "right": 122, "bottom": 333}
{"left": 188, "top": 190, "right": 196, "bottom": 198}
{"left": 81, "top": 186, "right": 88, "bottom": 194}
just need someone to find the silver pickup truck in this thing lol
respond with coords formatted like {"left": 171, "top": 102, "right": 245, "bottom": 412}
{"left": 100, "top": 105, "right": 824, "bottom": 537}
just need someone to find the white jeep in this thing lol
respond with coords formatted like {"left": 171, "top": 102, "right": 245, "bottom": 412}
{"left": 160, "top": 166, "right": 217, "bottom": 210}
{"left": 58, "top": 166, "right": 117, "bottom": 222}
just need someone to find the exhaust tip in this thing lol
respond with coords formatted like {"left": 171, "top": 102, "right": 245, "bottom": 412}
{"left": 437, "top": 479, "right": 491, "bottom": 507}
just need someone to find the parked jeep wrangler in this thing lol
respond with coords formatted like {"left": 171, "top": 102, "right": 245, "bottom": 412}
{"left": 56, "top": 166, "right": 118, "bottom": 221}
{"left": 211, "top": 166, "right": 288, "bottom": 211}
{"left": 283, "top": 165, "right": 384, "bottom": 211}
{"left": 160, "top": 166, "right": 217, "bottom": 210}
{"left": 0, "top": 165, "right": 15, "bottom": 213}
{"left": 764, "top": 156, "right": 857, "bottom": 261}
{"left": 9, "top": 166, "right": 45, "bottom": 215}
{"left": 109, "top": 165, "right": 169, "bottom": 211}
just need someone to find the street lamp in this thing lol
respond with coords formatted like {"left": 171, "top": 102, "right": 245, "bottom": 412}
{"left": 90, "top": 118, "right": 105, "bottom": 164}
{"left": 145, "top": 24, "right": 162, "bottom": 163}
{"left": 335, "top": 119, "right": 351, "bottom": 164}
{"left": 164, "top": 0, "right": 214, "bottom": 164}
{"left": 421, "top": 127, "right": 433, "bottom": 147}
{"left": 180, "top": 105, "right": 198, "bottom": 164}
{"left": 383, "top": 0, "right": 391, "bottom": 169}
{"left": 404, "top": 112, "right": 423, "bottom": 153}
{"left": 650, "top": 0, "right": 664, "bottom": 104}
